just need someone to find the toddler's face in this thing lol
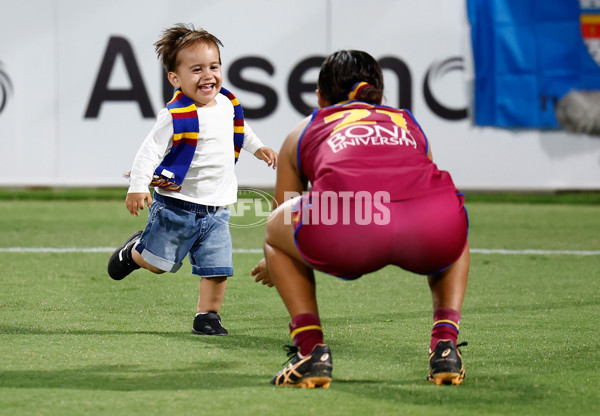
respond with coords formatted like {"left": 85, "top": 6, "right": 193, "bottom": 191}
{"left": 169, "top": 42, "right": 222, "bottom": 107}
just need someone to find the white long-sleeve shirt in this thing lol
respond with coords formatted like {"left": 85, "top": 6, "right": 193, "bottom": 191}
{"left": 127, "top": 93, "right": 265, "bottom": 206}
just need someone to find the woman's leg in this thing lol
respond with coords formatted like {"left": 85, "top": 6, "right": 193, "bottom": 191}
{"left": 428, "top": 243, "right": 470, "bottom": 313}
{"left": 427, "top": 243, "right": 470, "bottom": 385}
{"left": 264, "top": 200, "right": 332, "bottom": 387}
{"left": 264, "top": 199, "right": 318, "bottom": 317}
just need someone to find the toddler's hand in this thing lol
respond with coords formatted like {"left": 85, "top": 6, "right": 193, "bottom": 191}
{"left": 125, "top": 192, "right": 152, "bottom": 216}
{"left": 254, "top": 147, "right": 278, "bottom": 169}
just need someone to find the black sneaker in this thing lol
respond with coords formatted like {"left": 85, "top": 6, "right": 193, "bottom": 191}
{"left": 427, "top": 340, "right": 467, "bottom": 385}
{"left": 271, "top": 344, "right": 332, "bottom": 388}
{"left": 107, "top": 231, "right": 142, "bottom": 280}
{"left": 191, "top": 312, "right": 228, "bottom": 335}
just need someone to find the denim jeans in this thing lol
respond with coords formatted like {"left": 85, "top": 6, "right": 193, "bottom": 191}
{"left": 136, "top": 193, "right": 233, "bottom": 277}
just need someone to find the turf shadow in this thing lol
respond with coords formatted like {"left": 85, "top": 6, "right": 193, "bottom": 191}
{"left": 0, "top": 362, "right": 266, "bottom": 391}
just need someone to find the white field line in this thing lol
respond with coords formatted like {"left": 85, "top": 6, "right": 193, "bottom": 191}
{"left": 470, "top": 248, "right": 600, "bottom": 256}
{"left": 0, "top": 247, "right": 599, "bottom": 256}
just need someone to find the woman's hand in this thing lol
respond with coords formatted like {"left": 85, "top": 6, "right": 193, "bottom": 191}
{"left": 251, "top": 257, "right": 274, "bottom": 287}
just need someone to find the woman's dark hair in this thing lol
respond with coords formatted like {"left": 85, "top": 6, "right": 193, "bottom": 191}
{"left": 317, "top": 50, "right": 384, "bottom": 105}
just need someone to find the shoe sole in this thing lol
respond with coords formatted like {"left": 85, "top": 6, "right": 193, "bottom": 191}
{"left": 190, "top": 328, "right": 228, "bottom": 336}
{"left": 428, "top": 372, "right": 464, "bottom": 386}
{"left": 281, "top": 376, "right": 332, "bottom": 389}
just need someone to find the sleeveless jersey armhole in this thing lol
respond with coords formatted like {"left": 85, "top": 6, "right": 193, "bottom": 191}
{"left": 296, "top": 109, "right": 320, "bottom": 175}
{"left": 402, "top": 108, "right": 429, "bottom": 155}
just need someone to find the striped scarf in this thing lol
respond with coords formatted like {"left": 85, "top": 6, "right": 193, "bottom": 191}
{"left": 150, "top": 87, "right": 245, "bottom": 192}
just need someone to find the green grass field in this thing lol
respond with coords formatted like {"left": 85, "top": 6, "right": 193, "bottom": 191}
{"left": 1, "top": 190, "right": 599, "bottom": 415}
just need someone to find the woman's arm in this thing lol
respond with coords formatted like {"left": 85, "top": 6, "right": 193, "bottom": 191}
{"left": 272, "top": 117, "right": 311, "bottom": 207}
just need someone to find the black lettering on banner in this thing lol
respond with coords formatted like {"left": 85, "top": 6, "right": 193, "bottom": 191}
{"left": 84, "top": 36, "right": 154, "bottom": 118}
{"left": 83, "top": 35, "right": 468, "bottom": 122}
{"left": 423, "top": 57, "right": 467, "bottom": 120}
{"left": 0, "top": 62, "right": 12, "bottom": 114}
{"left": 378, "top": 56, "right": 412, "bottom": 112}
{"left": 287, "top": 56, "right": 326, "bottom": 116}
{"left": 228, "top": 57, "right": 278, "bottom": 119}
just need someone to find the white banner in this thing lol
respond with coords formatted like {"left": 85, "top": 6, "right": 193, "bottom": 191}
{"left": 1, "top": 0, "right": 599, "bottom": 190}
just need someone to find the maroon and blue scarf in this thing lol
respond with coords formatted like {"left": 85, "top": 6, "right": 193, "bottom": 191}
{"left": 150, "top": 87, "right": 245, "bottom": 191}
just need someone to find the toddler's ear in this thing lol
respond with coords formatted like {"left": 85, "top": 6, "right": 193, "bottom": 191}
{"left": 167, "top": 72, "right": 180, "bottom": 88}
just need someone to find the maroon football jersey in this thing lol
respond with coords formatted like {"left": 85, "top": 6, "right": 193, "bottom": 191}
{"left": 298, "top": 101, "right": 457, "bottom": 200}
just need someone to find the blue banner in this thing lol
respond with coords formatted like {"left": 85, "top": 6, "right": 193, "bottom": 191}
{"left": 467, "top": 0, "right": 600, "bottom": 128}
